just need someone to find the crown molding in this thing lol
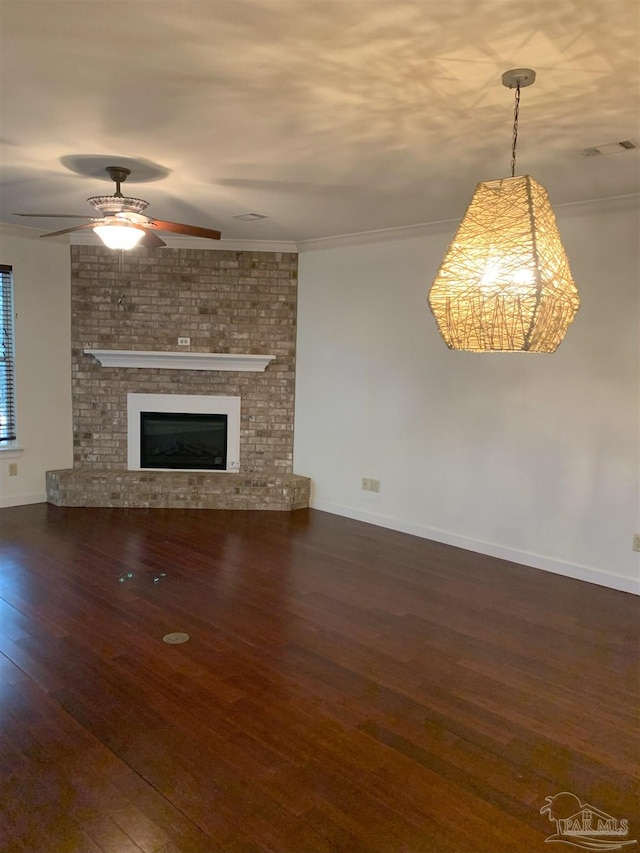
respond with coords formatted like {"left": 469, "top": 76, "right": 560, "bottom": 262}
{"left": 2, "top": 192, "right": 637, "bottom": 253}
{"left": 296, "top": 219, "right": 459, "bottom": 252}
{"left": 0, "top": 222, "right": 44, "bottom": 240}
{"left": 296, "top": 192, "right": 640, "bottom": 252}
{"left": 550, "top": 191, "right": 640, "bottom": 220}
{"left": 0, "top": 222, "right": 297, "bottom": 253}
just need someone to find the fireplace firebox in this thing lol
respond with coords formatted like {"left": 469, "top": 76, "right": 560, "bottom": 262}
{"left": 140, "top": 412, "right": 227, "bottom": 470}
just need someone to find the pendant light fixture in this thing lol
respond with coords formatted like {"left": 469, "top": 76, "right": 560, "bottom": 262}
{"left": 428, "top": 69, "right": 580, "bottom": 352}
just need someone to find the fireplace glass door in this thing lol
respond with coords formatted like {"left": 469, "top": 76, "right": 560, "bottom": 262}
{"left": 140, "top": 412, "right": 228, "bottom": 470}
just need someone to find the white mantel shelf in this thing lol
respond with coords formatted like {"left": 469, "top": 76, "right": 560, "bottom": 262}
{"left": 84, "top": 350, "right": 276, "bottom": 372}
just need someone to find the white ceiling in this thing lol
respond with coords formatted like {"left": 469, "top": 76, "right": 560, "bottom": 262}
{"left": 1, "top": 0, "right": 639, "bottom": 244}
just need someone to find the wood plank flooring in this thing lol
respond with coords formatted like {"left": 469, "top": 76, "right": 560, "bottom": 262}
{"left": 0, "top": 504, "right": 638, "bottom": 852}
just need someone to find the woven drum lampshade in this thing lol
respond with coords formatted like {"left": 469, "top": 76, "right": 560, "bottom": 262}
{"left": 428, "top": 175, "right": 579, "bottom": 353}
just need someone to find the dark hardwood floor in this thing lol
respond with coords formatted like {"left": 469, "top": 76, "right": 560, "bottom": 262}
{"left": 0, "top": 504, "right": 637, "bottom": 853}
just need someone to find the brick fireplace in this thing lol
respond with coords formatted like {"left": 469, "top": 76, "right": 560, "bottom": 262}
{"left": 46, "top": 245, "right": 310, "bottom": 509}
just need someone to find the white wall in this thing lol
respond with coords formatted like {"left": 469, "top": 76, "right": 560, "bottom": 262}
{"left": 294, "top": 197, "right": 640, "bottom": 594}
{"left": 0, "top": 227, "right": 72, "bottom": 506}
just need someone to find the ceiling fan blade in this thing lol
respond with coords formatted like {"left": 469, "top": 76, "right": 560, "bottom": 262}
{"left": 139, "top": 227, "right": 166, "bottom": 249}
{"left": 15, "top": 213, "right": 96, "bottom": 219}
{"left": 148, "top": 219, "right": 221, "bottom": 240}
{"left": 40, "top": 223, "right": 98, "bottom": 238}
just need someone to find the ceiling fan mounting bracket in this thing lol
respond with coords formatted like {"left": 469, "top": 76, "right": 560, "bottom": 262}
{"left": 105, "top": 165, "right": 131, "bottom": 183}
{"left": 105, "top": 165, "right": 132, "bottom": 197}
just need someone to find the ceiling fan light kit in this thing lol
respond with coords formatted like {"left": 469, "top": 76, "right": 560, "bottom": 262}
{"left": 93, "top": 222, "right": 145, "bottom": 250}
{"left": 428, "top": 69, "right": 580, "bottom": 353}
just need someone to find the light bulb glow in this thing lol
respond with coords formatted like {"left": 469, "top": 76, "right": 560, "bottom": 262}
{"left": 93, "top": 223, "right": 145, "bottom": 250}
{"left": 479, "top": 258, "right": 536, "bottom": 295}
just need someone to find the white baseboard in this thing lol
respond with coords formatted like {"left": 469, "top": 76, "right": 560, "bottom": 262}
{"left": 311, "top": 498, "right": 640, "bottom": 596}
{"left": 0, "top": 492, "right": 47, "bottom": 509}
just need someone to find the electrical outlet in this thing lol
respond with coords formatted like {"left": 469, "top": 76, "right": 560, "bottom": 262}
{"left": 8, "top": 463, "right": 17, "bottom": 476}
{"left": 633, "top": 533, "right": 640, "bottom": 552}
{"left": 362, "top": 477, "right": 380, "bottom": 493}
{"left": 178, "top": 337, "right": 190, "bottom": 346}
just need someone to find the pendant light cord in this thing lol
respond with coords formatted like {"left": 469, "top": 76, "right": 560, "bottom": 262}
{"left": 511, "top": 82, "right": 521, "bottom": 178}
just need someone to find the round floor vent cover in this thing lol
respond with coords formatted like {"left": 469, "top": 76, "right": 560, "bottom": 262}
{"left": 162, "top": 632, "right": 190, "bottom": 644}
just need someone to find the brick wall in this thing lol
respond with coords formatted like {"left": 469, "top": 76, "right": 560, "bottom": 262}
{"left": 71, "top": 245, "right": 297, "bottom": 473}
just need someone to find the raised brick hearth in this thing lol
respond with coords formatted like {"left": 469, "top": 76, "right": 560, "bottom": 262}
{"left": 46, "top": 470, "right": 310, "bottom": 510}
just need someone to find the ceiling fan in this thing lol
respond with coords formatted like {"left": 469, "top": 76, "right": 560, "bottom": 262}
{"left": 15, "top": 166, "right": 222, "bottom": 250}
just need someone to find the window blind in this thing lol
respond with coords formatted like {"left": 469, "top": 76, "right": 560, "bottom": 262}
{"left": 0, "top": 265, "right": 16, "bottom": 443}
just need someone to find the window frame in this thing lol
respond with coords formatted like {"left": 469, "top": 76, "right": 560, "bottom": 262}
{"left": 0, "top": 264, "right": 17, "bottom": 446}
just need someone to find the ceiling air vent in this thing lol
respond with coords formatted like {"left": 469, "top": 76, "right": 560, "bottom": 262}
{"left": 582, "top": 140, "right": 638, "bottom": 157}
{"left": 233, "top": 213, "right": 268, "bottom": 221}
